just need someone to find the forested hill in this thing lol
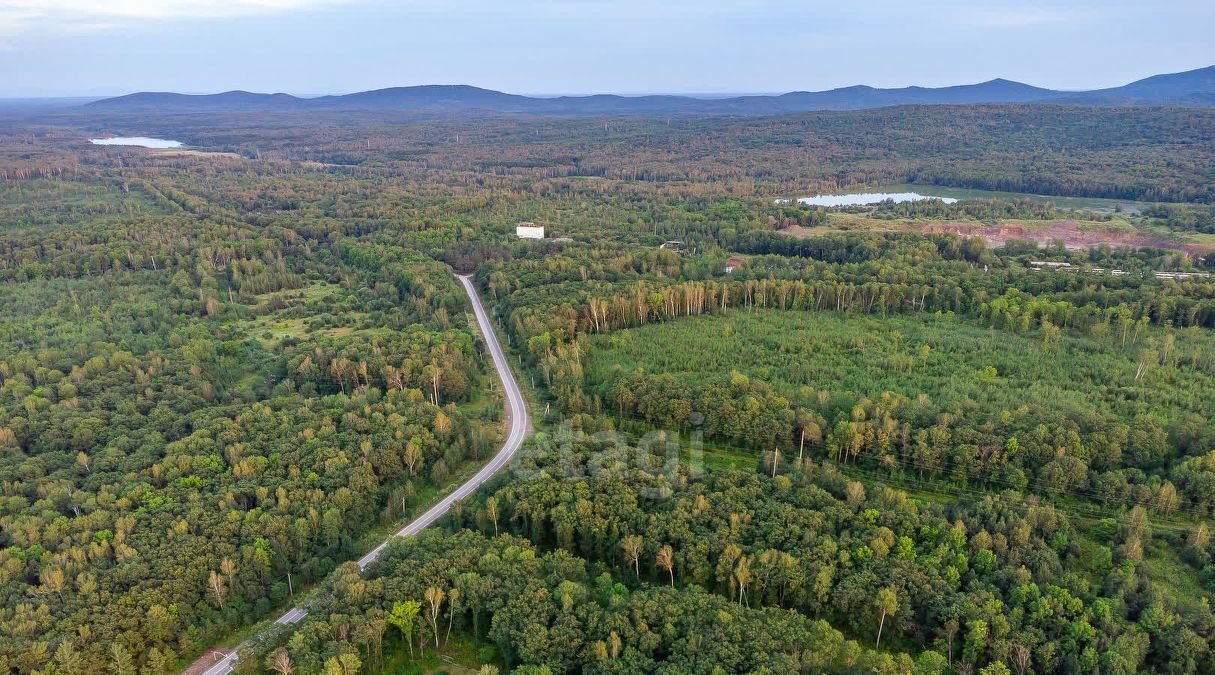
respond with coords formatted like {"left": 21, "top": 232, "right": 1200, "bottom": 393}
{"left": 86, "top": 65, "right": 1215, "bottom": 115}
{"left": 1058, "top": 65, "right": 1215, "bottom": 106}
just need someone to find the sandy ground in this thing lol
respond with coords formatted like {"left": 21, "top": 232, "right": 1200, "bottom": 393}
{"left": 915, "top": 220, "right": 1164, "bottom": 250}
{"left": 785, "top": 219, "right": 1211, "bottom": 255}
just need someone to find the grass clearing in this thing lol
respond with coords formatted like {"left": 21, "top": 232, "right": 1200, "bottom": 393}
{"left": 587, "top": 308, "right": 1215, "bottom": 432}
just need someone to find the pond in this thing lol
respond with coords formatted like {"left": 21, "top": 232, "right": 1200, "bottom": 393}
{"left": 89, "top": 137, "right": 183, "bottom": 148}
{"left": 782, "top": 192, "right": 958, "bottom": 207}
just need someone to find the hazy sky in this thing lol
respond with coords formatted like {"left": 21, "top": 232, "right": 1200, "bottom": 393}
{"left": 0, "top": 0, "right": 1212, "bottom": 97}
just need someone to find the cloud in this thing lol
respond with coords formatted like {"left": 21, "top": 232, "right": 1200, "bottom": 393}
{"left": 0, "top": 0, "right": 352, "bottom": 39}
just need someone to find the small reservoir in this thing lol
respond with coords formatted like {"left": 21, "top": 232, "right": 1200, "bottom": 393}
{"left": 784, "top": 192, "right": 959, "bottom": 207}
{"left": 89, "top": 137, "right": 183, "bottom": 148}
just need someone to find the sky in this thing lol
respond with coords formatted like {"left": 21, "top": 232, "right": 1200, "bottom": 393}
{"left": 0, "top": 0, "right": 1212, "bottom": 98}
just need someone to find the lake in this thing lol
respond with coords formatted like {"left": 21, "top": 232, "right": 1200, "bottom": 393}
{"left": 787, "top": 192, "right": 958, "bottom": 207}
{"left": 89, "top": 137, "right": 183, "bottom": 148}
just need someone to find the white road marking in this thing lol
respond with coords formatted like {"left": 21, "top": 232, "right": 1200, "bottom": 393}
{"left": 274, "top": 608, "right": 308, "bottom": 624}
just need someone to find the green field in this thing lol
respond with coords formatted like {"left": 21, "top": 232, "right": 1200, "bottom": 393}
{"left": 588, "top": 308, "right": 1215, "bottom": 433}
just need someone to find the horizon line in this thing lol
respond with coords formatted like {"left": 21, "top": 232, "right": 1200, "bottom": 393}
{"left": 3, "top": 62, "right": 1211, "bottom": 101}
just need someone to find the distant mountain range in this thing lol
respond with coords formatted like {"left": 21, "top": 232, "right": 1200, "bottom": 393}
{"left": 87, "top": 65, "right": 1215, "bottom": 116}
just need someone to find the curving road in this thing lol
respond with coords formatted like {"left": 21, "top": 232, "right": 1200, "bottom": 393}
{"left": 200, "top": 274, "right": 529, "bottom": 675}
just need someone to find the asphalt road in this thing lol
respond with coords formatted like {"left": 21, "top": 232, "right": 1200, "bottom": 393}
{"left": 200, "top": 274, "right": 529, "bottom": 675}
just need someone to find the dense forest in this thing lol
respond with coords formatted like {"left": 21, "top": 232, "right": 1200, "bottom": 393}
{"left": 0, "top": 101, "right": 1213, "bottom": 673}
{"left": 264, "top": 529, "right": 932, "bottom": 674}
{"left": 5, "top": 104, "right": 1215, "bottom": 206}
{"left": 0, "top": 167, "right": 499, "bottom": 670}
{"left": 454, "top": 427, "right": 1211, "bottom": 674}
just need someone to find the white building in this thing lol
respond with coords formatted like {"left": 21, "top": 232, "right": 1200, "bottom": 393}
{"left": 516, "top": 222, "right": 545, "bottom": 239}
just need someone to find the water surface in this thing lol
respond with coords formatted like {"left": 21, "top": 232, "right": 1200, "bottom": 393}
{"left": 89, "top": 137, "right": 183, "bottom": 148}
{"left": 790, "top": 192, "right": 958, "bottom": 207}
